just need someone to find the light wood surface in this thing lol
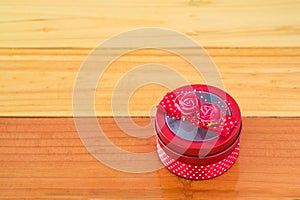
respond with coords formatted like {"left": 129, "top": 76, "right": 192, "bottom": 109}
{"left": 1, "top": 0, "right": 300, "bottom": 117}
{"left": 0, "top": 0, "right": 300, "bottom": 48}
{"left": 1, "top": 47, "right": 299, "bottom": 117}
{"left": 0, "top": 117, "right": 299, "bottom": 199}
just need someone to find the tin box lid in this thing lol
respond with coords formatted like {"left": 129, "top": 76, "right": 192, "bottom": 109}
{"left": 155, "top": 84, "right": 242, "bottom": 157}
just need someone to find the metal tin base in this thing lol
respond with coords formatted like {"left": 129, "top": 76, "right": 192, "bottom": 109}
{"left": 157, "top": 141, "right": 240, "bottom": 180}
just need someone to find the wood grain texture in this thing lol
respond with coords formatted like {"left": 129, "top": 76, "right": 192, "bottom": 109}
{"left": 1, "top": 0, "right": 300, "bottom": 117}
{"left": 0, "top": 117, "right": 299, "bottom": 199}
{"left": 0, "top": 48, "right": 299, "bottom": 117}
{"left": 0, "top": 0, "right": 300, "bottom": 48}
{"left": 1, "top": 1, "right": 299, "bottom": 199}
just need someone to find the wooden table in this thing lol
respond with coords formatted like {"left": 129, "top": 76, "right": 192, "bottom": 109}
{"left": 0, "top": 0, "right": 299, "bottom": 199}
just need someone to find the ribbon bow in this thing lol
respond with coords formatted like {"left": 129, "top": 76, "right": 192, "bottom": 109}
{"left": 157, "top": 91, "right": 237, "bottom": 137}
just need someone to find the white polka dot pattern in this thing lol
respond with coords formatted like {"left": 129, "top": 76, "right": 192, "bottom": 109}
{"left": 157, "top": 141, "right": 240, "bottom": 180}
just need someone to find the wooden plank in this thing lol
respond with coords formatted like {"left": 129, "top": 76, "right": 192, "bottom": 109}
{"left": 0, "top": 117, "right": 299, "bottom": 199}
{"left": 0, "top": 0, "right": 299, "bottom": 48}
{"left": 0, "top": 48, "right": 299, "bottom": 117}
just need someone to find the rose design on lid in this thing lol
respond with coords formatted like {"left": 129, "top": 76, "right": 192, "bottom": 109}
{"left": 157, "top": 90, "right": 237, "bottom": 137}
{"left": 175, "top": 92, "right": 201, "bottom": 116}
{"left": 199, "top": 103, "right": 222, "bottom": 125}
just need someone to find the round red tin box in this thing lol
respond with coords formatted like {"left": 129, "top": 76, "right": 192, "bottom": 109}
{"left": 155, "top": 84, "right": 242, "bottom": 180}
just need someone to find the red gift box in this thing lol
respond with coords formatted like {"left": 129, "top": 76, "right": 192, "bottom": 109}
{"left": 155, "top": 84, "right": 242, "bottom": 180}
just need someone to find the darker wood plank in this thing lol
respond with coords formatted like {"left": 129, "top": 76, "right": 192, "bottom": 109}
{"left": 0, "top": 117, "right": 299, "bottom": 199}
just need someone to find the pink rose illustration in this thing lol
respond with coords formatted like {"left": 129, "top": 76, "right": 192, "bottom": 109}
{"left": 199, "top": 103, "right": 222, "bottom": 124}
{"left": 175, "top": 93, "right": 201, "bottom": 116}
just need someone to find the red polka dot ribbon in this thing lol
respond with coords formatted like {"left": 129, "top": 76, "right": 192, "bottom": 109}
{"left": 157, "top": 91, "right": 238, "bottom": 137}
